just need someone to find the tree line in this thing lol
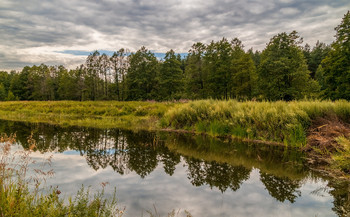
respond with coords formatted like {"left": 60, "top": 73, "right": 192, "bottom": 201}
{"left": 0, "top": 11, "right": 349, "bottom": 102}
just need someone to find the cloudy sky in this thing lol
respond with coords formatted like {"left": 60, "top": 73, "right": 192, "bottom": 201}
{"left": 0, "top": 0, "right": 349, "bottom": 71}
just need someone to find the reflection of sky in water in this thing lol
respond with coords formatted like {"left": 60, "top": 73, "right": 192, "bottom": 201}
{"left": 28, "top": 150, "right": 335, "bottom": 217}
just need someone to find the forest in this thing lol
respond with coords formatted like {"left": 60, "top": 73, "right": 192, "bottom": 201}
{"left": 0, "top": 11, "right": 348, "bottom": 102}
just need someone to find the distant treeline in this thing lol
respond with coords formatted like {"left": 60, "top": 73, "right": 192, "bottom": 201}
{"left": 0, "top": 11, "right": 349, "bottom": 102}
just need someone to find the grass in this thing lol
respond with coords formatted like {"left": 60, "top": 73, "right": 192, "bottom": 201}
{"left": 333, "top": 136, "right": 350, "bottom": 173}
{"left": 162, "top": 100, "right": 350, "bottom": 146}
{"left": 0, "top": 101, "right": 173, "bottom": 130}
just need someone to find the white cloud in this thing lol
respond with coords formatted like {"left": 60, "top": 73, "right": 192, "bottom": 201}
{"left": 0, "top": 0, "right": 349, "bottom": 70}
{"left": 280, "top": 7, "right": 300, "bottom": 15}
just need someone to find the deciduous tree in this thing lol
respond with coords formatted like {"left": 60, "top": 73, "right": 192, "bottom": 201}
{"left": 258, "top": 31, "right": 319, "bottom": 101}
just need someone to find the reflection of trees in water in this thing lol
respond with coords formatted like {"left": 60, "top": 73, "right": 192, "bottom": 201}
{"left": 123, "top": 131, "right": 158, "bottom": 178}
{"left": 73, "top": 129, "right": 181, "bottom": 178}
{"left": 1, "top": 120, "right": 350, "bottom": 214}
{"left": 260, "top": 172, "right": 301, "bottom": 203}
{"left": 185, "top": 157, "right": 251, "bottom": 192}
{"left": 328, "top": 181, "right": 350, "bottom": 216}
{"left": 0, "top": 120, "right": 181, "bottom": 178}
{"left": 84, "top": 129, "right": 118, "bottom": 171}
{"left": 109, "top": 132, "right": 129, "bottom": 175}
{"left": 159, "top": 147, "right": 180, "bottom": 176}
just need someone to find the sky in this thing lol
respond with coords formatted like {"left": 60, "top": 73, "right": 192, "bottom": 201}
{"left": 0, "top": 0, "right": 349, "bottom": 71}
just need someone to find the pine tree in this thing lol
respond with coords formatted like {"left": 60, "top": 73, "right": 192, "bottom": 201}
{"left": 204, "top": 38, "right": 233, "bottom": 100}
{"left": 230, "top": 38, "right": 258, "bottom": 100}
{"left": 156, "top": 50, "right": 184, "bottom": 100}
{"left": 322, "top": 11, "right": 350, "bottom": 100}
{"left": 184, "top": 42, "right": 206, "bottom": 99}
{"left": 126, "top": 47, "right": 159, "bottom": 100}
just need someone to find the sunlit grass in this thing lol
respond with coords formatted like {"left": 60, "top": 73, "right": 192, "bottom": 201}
{"left": 333, "top": 136, "right": 350, "bottom": 173}
{"left": 1, "top": 100, "right": 350, "bottom": 148}
{"left": 0, "top": 101, "right": 174, "bottom": 130}
{"left": 162, "top": 100, "right": 350, "bottom": 147}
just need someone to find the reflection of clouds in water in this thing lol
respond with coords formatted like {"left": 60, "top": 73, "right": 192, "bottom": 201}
{"left": 27, "top": 152, "right": 335, "bottom": 217}
{"left": 300, "top": 179, "right": 332, "bottom": 202}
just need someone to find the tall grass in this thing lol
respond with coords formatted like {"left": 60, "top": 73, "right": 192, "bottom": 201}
{"left": 1, "top": 100, "right": 350, "bottom": 147}
{"left": 0, "top": 134, "right": 124, "bottom": 217}
{"left": 162, "top": 100, "right": 350, "bottom": 147}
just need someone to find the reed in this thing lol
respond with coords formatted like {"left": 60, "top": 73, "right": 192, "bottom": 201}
{"left": 162, "top": 100, "right": 350, "bottom": 147}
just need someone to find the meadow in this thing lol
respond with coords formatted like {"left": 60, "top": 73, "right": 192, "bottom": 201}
{"left": 0, "top": 101, "right": 172, "bottom": 130}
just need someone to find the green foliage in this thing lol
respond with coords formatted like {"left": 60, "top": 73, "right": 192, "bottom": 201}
{"left": 28, "top": 64, "right": 57, "bottom": 100}
{"left": 258, "top": 31, "right": 320, "bottom": 101}
{"left": 303, "top": 41, "right": 331, "bottom": 78}
{"left": 0, "top": 71, "right": 11, "bottom": 93}
{"left": 9, "top": 67, "right": 30, "bottom": 100}
{"left": 0, "top": 83, "right": 6, "bottom": 101}
{"left": 248, "top": 48, "right": 261, "bottom": 68}
{"left": 156, "top": 50, "right": 184, "bottom": 100}
{"left": 6, "top": 90, "right": 17, "bottom": 101}
{"left": 322, "top": 11, "right": 350, "bottom": 100}
{"left": 126, "top": 47, "right": 159, "bottom": 100}
{"left": 57, "top": 66, "right": 82, "bottom": 100}
{"left": 110, "top": 48, "right": 129, "bottom": 101}
{"left": 184, "top": 42, "right": 207, "bottom": 99}
{"left": 315, "top": 65, "right": 325, "bottom": 90}
{"left": 231, "top": 40, "right": 258, "bottom": 99}
{"left": 85, "top": 50, "right": 104, "bottom": 100}
{"left": 183, "top": 38, "right": 258, "bottom": 100}
{"left": 204, "top": 38, "right": 233, "bottom": 99}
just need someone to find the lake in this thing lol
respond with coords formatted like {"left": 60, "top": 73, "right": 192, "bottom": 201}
{"left": 0, "top": 120, "right": 349, "bottom": 217}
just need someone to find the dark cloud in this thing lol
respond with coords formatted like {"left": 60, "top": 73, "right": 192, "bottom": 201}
{"left": 0, "top": 0, "right": 349, "bottom": 70}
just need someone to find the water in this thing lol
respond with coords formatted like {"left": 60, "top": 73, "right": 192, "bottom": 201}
{"left": 0, "top": 120, "right": 349, "bottom": 217}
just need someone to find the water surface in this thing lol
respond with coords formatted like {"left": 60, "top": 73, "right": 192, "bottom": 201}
{"left": 0, "top": 120, "right": 349, "bottom": 217}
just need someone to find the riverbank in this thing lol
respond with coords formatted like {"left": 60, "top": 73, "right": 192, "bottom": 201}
{"left": 0, "top": 100, "right": 349, "bottom": 177}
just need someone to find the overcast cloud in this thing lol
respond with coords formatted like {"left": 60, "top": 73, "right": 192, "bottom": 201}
{"left": 0, "top": 0, "right": 349, "bottom": 70}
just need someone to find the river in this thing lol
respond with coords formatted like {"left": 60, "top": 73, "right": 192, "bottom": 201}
{"left": 0, "top": 120, "right": 348, "bottom": 217}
